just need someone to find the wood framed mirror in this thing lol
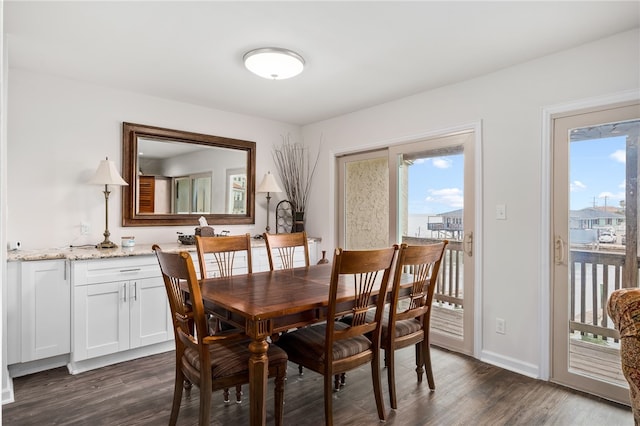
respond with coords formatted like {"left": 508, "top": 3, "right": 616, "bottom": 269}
{"left": 122, "top": 122, "right": 256, "bottom": 227}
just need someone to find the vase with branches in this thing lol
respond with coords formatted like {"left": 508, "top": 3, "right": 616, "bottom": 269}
{"left": 273, "top": 135, "right": 320, "bottom": 232}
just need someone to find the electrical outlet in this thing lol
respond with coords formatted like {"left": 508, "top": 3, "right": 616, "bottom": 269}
{"left": 496, "top": 318, "right": 506, "bottom": 334}
{"left": 81, "top": 222, "right": 90, "bottom": 235}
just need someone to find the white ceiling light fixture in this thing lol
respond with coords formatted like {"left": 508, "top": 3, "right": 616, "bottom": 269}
{"left": 243, "top": 47, "right": 305, "bottom": 80}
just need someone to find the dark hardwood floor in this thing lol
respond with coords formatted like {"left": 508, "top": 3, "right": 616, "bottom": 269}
{"left": 3, "top": 346, "right": 633, "bottom": 425}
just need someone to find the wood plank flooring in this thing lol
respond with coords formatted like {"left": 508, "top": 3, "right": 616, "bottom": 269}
{"left": 3, "top": 346, "right": 633, "bottom": 425}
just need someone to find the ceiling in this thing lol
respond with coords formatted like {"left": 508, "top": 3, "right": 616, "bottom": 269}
{"left": 4, "top": 1, "right": 639, "bottom": 125}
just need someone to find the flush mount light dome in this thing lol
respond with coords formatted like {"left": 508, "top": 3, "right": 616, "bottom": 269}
{"left": 243, "top": 47, "right": 305, "bottom": 80}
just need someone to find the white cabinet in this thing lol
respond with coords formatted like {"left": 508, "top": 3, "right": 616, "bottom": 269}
{"left": 6, "top": 260, "right": 70, "bottom": 364}
{"left": 71, "top": 256, "right": 171, "bottom": 362}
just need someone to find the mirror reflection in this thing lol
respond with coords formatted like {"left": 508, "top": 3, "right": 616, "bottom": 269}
{"left": 137, "top": 138, "right": 246, "bottom": 215}
{"left": 122, "top": 122, "right": 256, "bottom": 227}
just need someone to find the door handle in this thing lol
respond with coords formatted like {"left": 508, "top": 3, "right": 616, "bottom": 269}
{"left": 464, "top": 232, "right": 473, "bottom": 257}
{"left": 123, "top": 283, "right": 127, "bottom": 302}
{"left": 555, "top": 235, "right": 566, "bottom": 265}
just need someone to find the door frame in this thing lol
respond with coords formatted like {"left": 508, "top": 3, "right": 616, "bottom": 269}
{"left": 541, "top": 89, "right": 640, "bottom": 383}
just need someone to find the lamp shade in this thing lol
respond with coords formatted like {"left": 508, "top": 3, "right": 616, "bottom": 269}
{"left": 88, "top": 157, "right": 128, "bottom": 186}
{"left": 243, "top": 47, "right": 305, "bottom": 80}
{"left": 257, "top": 172, "right": 282, "bottom": 193}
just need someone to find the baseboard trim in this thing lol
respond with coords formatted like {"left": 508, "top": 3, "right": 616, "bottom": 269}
{"left": 67, "top": 341, "right": 175, "bottom": 375}
{"left": 480, "top": 349, "right": 540, "bottom": 379}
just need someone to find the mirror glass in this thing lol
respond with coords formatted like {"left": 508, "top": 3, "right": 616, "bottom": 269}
{"left": 122, "top": 122, "right": 256, "bottom": 227}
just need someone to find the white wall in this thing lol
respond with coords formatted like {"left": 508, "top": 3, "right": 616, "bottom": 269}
{"left": 301, "top": 29, "right": 640, "bottom": 374}
{"left": 6, "top": 69, "right": 299, "bottom": 249}
{"left": 4, "top": 27, "right": 639, "bottom": 380}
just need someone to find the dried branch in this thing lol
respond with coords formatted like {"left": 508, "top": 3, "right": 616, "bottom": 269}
{"left": 272, "top": 134, "right": 320, "bottom": 213}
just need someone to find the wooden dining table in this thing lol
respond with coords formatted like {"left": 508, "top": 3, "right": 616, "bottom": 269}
{"left": 198, "top": 263, "right": 335, "bottom": 426}
{"left": 195, "top": 262, "right": 405, "bottom": 426}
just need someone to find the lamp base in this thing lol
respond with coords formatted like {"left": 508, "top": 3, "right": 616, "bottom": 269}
{"left": 96, "top": 240, "right": 118, "bottom": 249}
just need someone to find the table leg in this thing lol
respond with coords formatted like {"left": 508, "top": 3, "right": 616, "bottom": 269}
{"left": 248, "top": 337, "right": 269, "bottom": 426}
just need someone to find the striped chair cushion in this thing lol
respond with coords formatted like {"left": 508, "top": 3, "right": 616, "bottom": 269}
{"left": 346, "top": 309, "right": 422, "bottom": 340}
{"left": 183, "top": 338, "right": 287, "bottom": 379}
{"left": 276, "top": 322, "right": 372, "bottom": 362}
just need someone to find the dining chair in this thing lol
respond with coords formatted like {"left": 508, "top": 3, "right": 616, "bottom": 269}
{"left": 195, "top": 233, "right": 252, "bottom": 331}
{"left": 275, "top": 246, "right": 397, "bottom": 426}
{"left": 263, "top": 231, "right": 310, "bottom": 270}
{"left": 153, "top": 245, "right": 287, "bottom": 426}
{"left": 383, "top": 241, "right": 448, "bottom": 409}
{"left": 195, "top": 233, "right": 253, "bottom": 279}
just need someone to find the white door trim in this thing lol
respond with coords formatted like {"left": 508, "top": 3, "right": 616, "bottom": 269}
{"left": 540, "top": 89, "right": 640, "bottom": 381}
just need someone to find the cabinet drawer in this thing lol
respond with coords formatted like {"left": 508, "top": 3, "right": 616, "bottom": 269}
{"left": 72, "top": 256, "right": 160, "bottom": 286}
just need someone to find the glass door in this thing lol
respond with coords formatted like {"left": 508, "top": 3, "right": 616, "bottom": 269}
{"left": 337, "top": 129, "right": 477, "bottom": 355}
{"left": 389, "top": 131, "right": 475, "bottom": 355}
{"left": 552, "top": 101, "right": 639, "bottom": 403}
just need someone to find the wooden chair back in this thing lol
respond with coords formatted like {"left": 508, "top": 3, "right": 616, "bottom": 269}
{"left": 263, "top": 231, "right": 310, "bottom": 270}
{"left": 390, "top": 241, "right": 448, "bottom": 328}
{"left": 153, "top": 245, "right": 208, "bottom": 353}
{"left": 195, "top": 233, "right": 253, "bottom": 278}
{"left": 327, "top": 246, "right": 397, "bottom": 348}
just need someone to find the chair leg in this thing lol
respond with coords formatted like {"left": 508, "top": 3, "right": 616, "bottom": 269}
{"left": 371, "top": 351, "right": 387, "bottom": 421}
{"left": 169, "top": 366, "right": 185, "bottom": 426}
{"left": 423, "top": 337, "right": 435, "bottom": 390}
{"left": 199, "top": 376, "right": 212, "bottom": 426}
{"left": 274, "top": 365, "right": 286, "bottom": 426}
{"left": 298, "top": 364, "right": 304, "bottom": 375}
{"left": 387, "top": 349, "right": 398, "bottom": 409}
{"left": 223, "top": 388, "right": 230, "bottom": 403}
{"left": 334, "top": 374, "right": 341, "bottom": 391}
{"left": 324, "top": 372, "right": 334, "bottom": 426}
{"left": 235, "top": 384, "right": 243, "bottom": 403}
{"left": 415, "top": 342, "right": 425, "bottom": 383}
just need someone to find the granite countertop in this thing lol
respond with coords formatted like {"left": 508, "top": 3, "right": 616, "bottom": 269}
{"left": 6, "top": 239, "right": 270, "bottom": 262}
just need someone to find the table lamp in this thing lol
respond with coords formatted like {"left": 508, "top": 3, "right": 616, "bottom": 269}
{"left": 88, "top": 157, "right": 128, "bottom": 248}
{"left": 256, "top": 171, "right": 282, "bottom": 233}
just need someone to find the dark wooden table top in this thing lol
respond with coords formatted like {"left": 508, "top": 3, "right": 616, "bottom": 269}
{"left": 198, "top": 263, "right": 338, "bottom": 320}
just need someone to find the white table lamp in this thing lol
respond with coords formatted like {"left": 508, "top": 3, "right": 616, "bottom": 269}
{"left": 257, "top": 171, "right": 282, "bottom": 233}
{"left": 88, "top": 157, "right": 128, "bottom": 248}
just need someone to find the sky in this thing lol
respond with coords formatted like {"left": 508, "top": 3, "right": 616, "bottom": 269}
{"left": 407, "top": 153, "right": 464, "bottom": 215}
{"left": 406, "top": 135, "right": 628, "bottom": 216}
{"left": 569, "top": 136, "right": 626, "bottom": 211}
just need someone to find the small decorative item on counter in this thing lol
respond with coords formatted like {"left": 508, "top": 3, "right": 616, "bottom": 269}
{"left": 195, "top": 226, "right": 215, "bottom": 237}
{"left": 317, "top": 250, "right": 329, "bottom": 264}
{"left": 177, "top": 233, "right": 196, "bottom": 245}
{"left": 121, "top": 236, "right": 136, "bottom": 247}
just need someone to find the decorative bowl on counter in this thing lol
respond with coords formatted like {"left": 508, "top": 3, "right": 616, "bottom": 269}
{"left": 177, "top": 234, "right": 196, "bottom": 245}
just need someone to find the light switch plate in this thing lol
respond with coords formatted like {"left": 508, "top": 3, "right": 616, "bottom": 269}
{"left": 496, "top": 204, "right": 507, "bottom": 220}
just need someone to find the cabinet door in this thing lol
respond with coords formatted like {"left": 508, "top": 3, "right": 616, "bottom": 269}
{"left": 129, "top": 277, "right": 172, "bottom": 348}
{"left": 73, "top": 281, "right": 129, "bottom": 361}
{"left": 20, "top": 260, "right": 70, "bottom": 362}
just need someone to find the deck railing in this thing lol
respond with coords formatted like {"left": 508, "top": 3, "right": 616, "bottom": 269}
{"left": 402, "top": 238, "right": 639, "bottom": 339}
{"left": 570, "top": 248, "right": 640, "bottom": 342}
{"left": 401, "top": 237, "right": 464, "bottom": 308}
